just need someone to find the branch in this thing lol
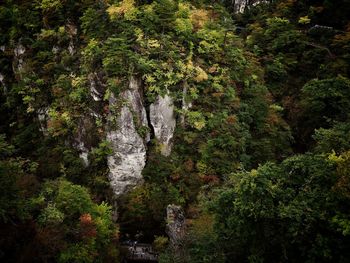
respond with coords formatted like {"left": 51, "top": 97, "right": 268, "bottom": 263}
{"left": 304, "top": 42, "right": 335, "bottom": 58}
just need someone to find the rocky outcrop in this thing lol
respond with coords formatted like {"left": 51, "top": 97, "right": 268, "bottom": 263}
{"left": 123, "top": 77, "right": 150, "bottom": 142}
{"left": 107, "top": 78, "right": 177, "bottom": 198}
{"left": 52, "top": 45, "right": 60, "bottom": 54}
{"left": 180, "top": 82, "right": 192, "bottom": 127}
{"left": 66, "top": 22, "right": 77, "bottom": 55}
{"left": 75, "top": 140, "right": 89, "bottom": 167}
{"left": 233, "top": 0, "right": 248, "bottom": 13}
{"left": 166, "top": 205, "right": 186, "bottom": 255}
{"left": 0, "top": 73, "right": 6, "bottom": 94}
{"left": 88, "top": 72, "right": 104, "bottom": 101}
{"left": 233, "top": 0, "right": 268, "bottom": 13}
{"left": 37, "top": 107, "right": 49, "bottom": 136}
{"left": 0, "top": 46, "right": 5, "bottom": 94}
{"left": 107, "top": 77, "right": 149, "bottom": 197}
{"left": 74, "top": 113, "right": 101, "bottom": 167}
{"left": 150, "top": 93, "right": 176, "bottom": 156}
{"left": 13, "top": 43, "right": 25, "bottom": 74}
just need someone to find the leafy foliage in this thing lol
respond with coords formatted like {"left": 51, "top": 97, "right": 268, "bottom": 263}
{"left": 0, "top": 0, "right": 350, "bottom": 262}
{"left": 33, "top": 178, "right": 119, "bottom": 262}
{"left": 209, "top": 154, "right": 350, "bottom": 262}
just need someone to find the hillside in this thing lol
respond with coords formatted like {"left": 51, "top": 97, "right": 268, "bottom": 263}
{"left": 0, "top": 0, "right": 350, "bottom": 262}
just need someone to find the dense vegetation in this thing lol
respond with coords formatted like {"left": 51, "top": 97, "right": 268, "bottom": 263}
{"left": 0, "top": 0, "right": 349, "bottom": 262}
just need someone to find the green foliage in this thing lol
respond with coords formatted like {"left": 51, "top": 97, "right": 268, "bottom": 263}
{"left": 58, "top": 242, "right": 96, "bottom": 263}
{"left": 38, "top": 203, "right": 65, "bottom": 225}
{"left": 34, "top": 178, "right": 118, "bottom": 262}
{"left": 1, "top": 0, "right": 350, "bottom": 262}
{"left": 328, "top": 150, "right": 350, "bottom": 238}
{"left": 301, "top": 76, "right": 350, "bottom": 127}
{"left": 153, "top": 235, "right": 169, "bottom": 253}
{"left": 298, "top": 15, "right": 311, "bottom": 24}
{"left": 90, "top": 141, "right": 113, "bottom": 164}
{"left": 186, "top": 214, "right": 225, "bottom": 263}
{"left": 174, "top": 17, "right": 193, "bottom": 36}
{"left": 186, "top": 111, "right": 206, "bottom": 130}
{"left": 209, "top": 153, "right": 350, "bottom": 262}
{"left": 262, "top": 17, "right": 304, "bottom": 53}
{"left": 0, "top": 135, "right": 38, "bottom": 222}
{"left": 313, "top": 122, "right": 350, "bottom": 154}
{"left": 81, "top": 8, "right": 108, "bottom": 38}
{"left": 54, "top": 179, "right": 94, "bottom": 218}
{"left": 39, "top": 0, "right": 63, "bottom": 12}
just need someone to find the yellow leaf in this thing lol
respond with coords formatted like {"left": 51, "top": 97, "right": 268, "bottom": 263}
{"left": 194, "top": 66, "right": 208, "bottom": 82}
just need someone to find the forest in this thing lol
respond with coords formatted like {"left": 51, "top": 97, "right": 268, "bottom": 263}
{"left": 0, "top": 0, "right": 350, "bottom": 262}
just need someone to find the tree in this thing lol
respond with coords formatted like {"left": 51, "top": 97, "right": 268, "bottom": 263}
{"left": 300, "top": 76, "right": 350, "bottom": 142}
{"left": 33, "top": 178, "right": 119, "bottom": 262}
{"left": 209, "top": 153, "right": 350, "bottom": 262}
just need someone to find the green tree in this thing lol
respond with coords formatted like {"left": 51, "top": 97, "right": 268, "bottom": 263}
{"left": 33, "top": 178, "right": 119, "bottom": 262}
{"left": 210, "top": 153, "right": 350, "bottom": 262}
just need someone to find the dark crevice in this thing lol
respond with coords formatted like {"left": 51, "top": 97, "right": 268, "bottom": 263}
{"left": 142, "top": 79, "right": 155, "bottom": 146}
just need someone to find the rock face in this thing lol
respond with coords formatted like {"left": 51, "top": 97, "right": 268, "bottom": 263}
{"left": 233, "top": 0, "right": 267, "bottom": 13}
{"left": 74, "top": 121, "right": 92, "bottom": 167}
{"left": 107, "top": 78, "right": 177, "bottom": 199}
{"left": 75, "top": 140, "right": 89, "bottom": 167}
{"left": 66, "top": 22, "right": 77, "bottom": 55}
{"left": 0, "top": 73, "right": 6, "bottom": 94}
{"left": 88, "top": 72, "right": 104, "bottom": 101}
{"left": 166, "top": 205, "right": 186, "bottom": 254}
{"left": 180, "top": 82, "right": 192, "bottom": 127}
{"left": 123, "top": 77, "right": 150, "bottom": 142}
{"left": 107, "top": 77, "right": 149, "bottom": 197}
{"left": 13, "top": 43, "right": 26, "bottom": 73}
{"left": 233, "top": 0, "right": 249, "bottom": 13}
{"left": 0, "top": 46, "right": 5, "bottom": 93}
{"left": 150, "top": 93, "right": 176, "bottom": 156}
{"left": 37, "top": 107, "right": 49, "bottom": 136}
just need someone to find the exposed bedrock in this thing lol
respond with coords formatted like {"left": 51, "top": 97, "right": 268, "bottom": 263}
{"left": 150, "top": 92, "right": 176, "bottom": 157}
{"left": 13, "top": 43, "right": 26, "bottom": 75}
{"left": 166, "top": 204, "right": 186, "bottom": 257}
{"left": 233, "top": 0, "right": 267, "bottom": 13}
{"left": 107, "top": 76, "right": 149, "bottom": 197}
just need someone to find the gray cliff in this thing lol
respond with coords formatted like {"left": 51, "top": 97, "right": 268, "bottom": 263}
{"left": 107, "top": 77, "right": 149, "bottom": 197}
{"left": 150, "top": 92, "right": 176, "bottom": 156}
